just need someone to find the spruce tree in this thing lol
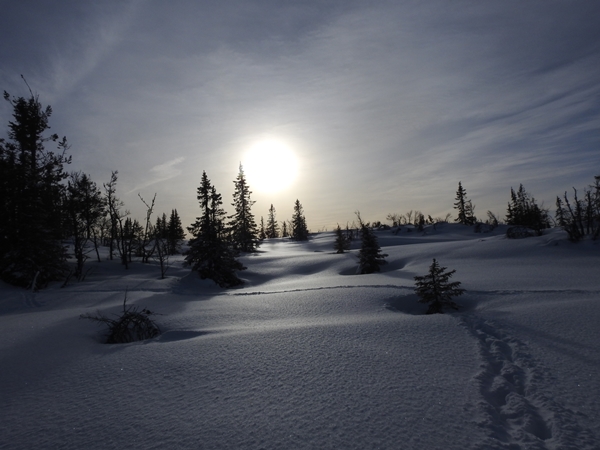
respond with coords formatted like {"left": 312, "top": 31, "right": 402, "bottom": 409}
{"left": 228, "top": 164, "right": 258, "bottom": 252}
{"left": 185, "top": 172, "right": 245, "bottom": 288}
{"left": 266, "top": 204, "right": 279, "bottom": 239}
{"left": 334, "top": 224, "right": 350, "bottom": 254}
{"left": 258, "top": 216, "right": 266, "bottom": 240}
{"left": 152, "top": 216, "right": 170, "bottom": 279}
{"left": 291, "top": 199, "right": 309, "bottom": 241}
{"left": 357, "top": 222, "right": 388, "bottom": 274}
{"left": 167, "top": 209, "right": 185, "bottom": 254}
{"left": 414, "top": 258, "right": 465, "bottom": 314}
{"left": 506, "top": 184, "right": 550, "bottom": 236}
{"left": 155, "top": 213, "right": 168, "bottom": 239}
{"left": 281, "top": 221, "right": 288, "bottom": 238}
{"left": 0, "top": 88, "right": 71, "bottom": 288}
{"left": 454, "top": 181, "right": 476, "bottom": 225}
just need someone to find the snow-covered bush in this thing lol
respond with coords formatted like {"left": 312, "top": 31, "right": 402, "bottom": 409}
{"left": 81, "top": 294, "right": 161, "bottom": 343}
{"left": 506, "top": 226, "right": 536, "bottom": 239}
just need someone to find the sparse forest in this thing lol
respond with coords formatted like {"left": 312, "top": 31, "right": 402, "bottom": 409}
{"left": 184, "top": 171, "right": 245, "bottom": 287}
{"left": 3, "top": 4, "right": 599, "bottom": 448}
{"left": 1, "top": 89, "right": 599, "bottom": 293}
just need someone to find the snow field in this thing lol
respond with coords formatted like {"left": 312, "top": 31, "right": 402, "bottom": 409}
{"left": 1, "top": 224, "right": 598, "bottom": 449}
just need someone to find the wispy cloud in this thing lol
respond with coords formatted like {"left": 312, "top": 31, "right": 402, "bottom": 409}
{"left": 1, "top": 1, "right": 598, "bottom": 229}
{"left": 127, "top": 157, "right": 185, "bottom": 194}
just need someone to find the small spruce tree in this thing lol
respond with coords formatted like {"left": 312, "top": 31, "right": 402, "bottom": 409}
{"left": 454, "top": 181, "right": 476, "bottom": 225}
{"left": 291, "top": 199, "right": 309, "bottom": 241}
{"left": 259, "top": 216, "right": 266, "bottom": 240}
{"left": 356, "top": 213, "right": 387, "bottom": 274}
{"left": 414, "top": 258, "right": 465, "bottom": 314}
{"left": 333, "top": 224, "right": 350, "bottom": 253}
{"left": 266, "top": 204, "right": 279, "bottom": 238}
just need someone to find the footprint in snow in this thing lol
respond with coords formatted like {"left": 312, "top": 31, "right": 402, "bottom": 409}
{"left": 460, "top": 314, "right": 597, "bottom": 450}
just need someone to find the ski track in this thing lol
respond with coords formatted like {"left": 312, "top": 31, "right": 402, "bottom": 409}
{"left": 460, "top": 314, "right": 597, "bottom": 450}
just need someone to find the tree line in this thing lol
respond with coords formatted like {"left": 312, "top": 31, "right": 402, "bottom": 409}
{"left": 0, "top": 87, "right": 310, "bottom": 289}
{"left": 0, "top": 89, "right": 190, "bottom": 288}
{"left": 184, "top": 167, "right": 309, "bottom": 287}
{"left": 2, "top": 88, "right": 597, "bottom": 290}
{"left": 383, "top": 178, "right": 598, "bottom": 241}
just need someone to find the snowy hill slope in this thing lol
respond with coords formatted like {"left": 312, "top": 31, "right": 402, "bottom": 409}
{"left": 0, "top": 225, "right": 598, "bottom": 449}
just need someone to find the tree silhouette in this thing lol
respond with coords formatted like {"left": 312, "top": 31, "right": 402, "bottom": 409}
{"left": 185, "top": 171, "right": 245, "bottom": 288}
{"left": 506, "top": 184, "right": 550, "bottom": 235}
{"left": 64, "top": 172, "right": 105, "bottom": 280}
{"left": 266, "top": 204, "right": 279, "bottom": 238}
{"left": 167, "top": 209, "right": 185, "bottom": 254}
{"left": 333, "top": 224, "right": 350, "bottom": 253}
{"left": 228, "top": 164, "right": 258, "bottom": 253}
{"left": 556, "top": 176, "right": 600, "bottom": 241}
{"left": 291, "top": 199, "right": 309, "bottom": 241}
{"left": 454, "top": 181, "right": 476, "bottom": 225}
{"left": 0, "top": 87, "right": 71, "bottom": 288}
{"left": 356, "top": 213, "right": 387, "bottom": 274}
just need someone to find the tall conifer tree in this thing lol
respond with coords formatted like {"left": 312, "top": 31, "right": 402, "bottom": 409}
{"left": 0, "top": 88, "right": 70, "bottom": 288}
{"left": 454, "top": 181, "right": 476, "bottom": 225}
{"left": 167, "top": 209, "right": 185, "bottom": 254}
{"left": 266, "top": 204, "right": 279, "bottom": 238}
{"left": 228, "top": 164, "right": 258, "bottom": 252}
{"left": 185, "top": 171, "right": 245, "bottom": 287}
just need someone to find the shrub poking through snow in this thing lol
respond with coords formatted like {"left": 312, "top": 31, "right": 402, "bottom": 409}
{"left": 414, "top": 259, "right": 465, "bottom": 314}
{"left": 80, "top": 292, "right": 161, "bottom": 343}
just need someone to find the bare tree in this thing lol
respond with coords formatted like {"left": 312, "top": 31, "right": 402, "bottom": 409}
{"left": 103, "top": 171, "right": 130, "bottom": 268}
{"left": 138, "top": 193, "right": 157, "bottom": 263}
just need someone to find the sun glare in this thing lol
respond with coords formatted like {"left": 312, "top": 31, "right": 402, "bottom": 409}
{"left": 243, "top": 140, "right": 299, "bottom": 193}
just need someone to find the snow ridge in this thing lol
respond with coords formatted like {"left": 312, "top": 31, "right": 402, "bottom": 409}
{"left": 461, "top": 314, "right": 597, "bottom": 450}
{"left": 225, "top": 284, "right": 413, "bottom": 296}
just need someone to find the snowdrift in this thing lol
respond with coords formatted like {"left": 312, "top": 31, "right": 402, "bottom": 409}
{"left": 1, "top": 224, "right": 598, "bottom": 449}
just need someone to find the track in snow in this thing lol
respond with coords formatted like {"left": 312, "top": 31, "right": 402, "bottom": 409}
{"left": 460, "top": 314, "right": 597, "bottom": 450}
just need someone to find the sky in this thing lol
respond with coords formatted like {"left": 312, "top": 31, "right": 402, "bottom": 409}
{"left": 1, "top": 0, "right": 599, "bottom": 232}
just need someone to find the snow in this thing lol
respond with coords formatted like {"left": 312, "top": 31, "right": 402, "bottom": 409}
{"left": 1, "top": 224, "right": 599, "bottom": 449}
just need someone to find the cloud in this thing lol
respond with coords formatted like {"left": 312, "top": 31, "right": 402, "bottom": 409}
{"left": 127, "top": 157, "right": 185, "bottom": 194}
{"left": 2, "top": 1, "right": 598, "bottom": 230}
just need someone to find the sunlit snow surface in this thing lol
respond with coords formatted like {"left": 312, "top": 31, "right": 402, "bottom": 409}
{"left": 1, "top": 224, "right": 599, "bottom": 449}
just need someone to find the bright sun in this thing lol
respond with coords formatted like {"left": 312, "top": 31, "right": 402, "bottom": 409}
{"left": 243, "top": 140, "right": 299, "bottom": 193}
